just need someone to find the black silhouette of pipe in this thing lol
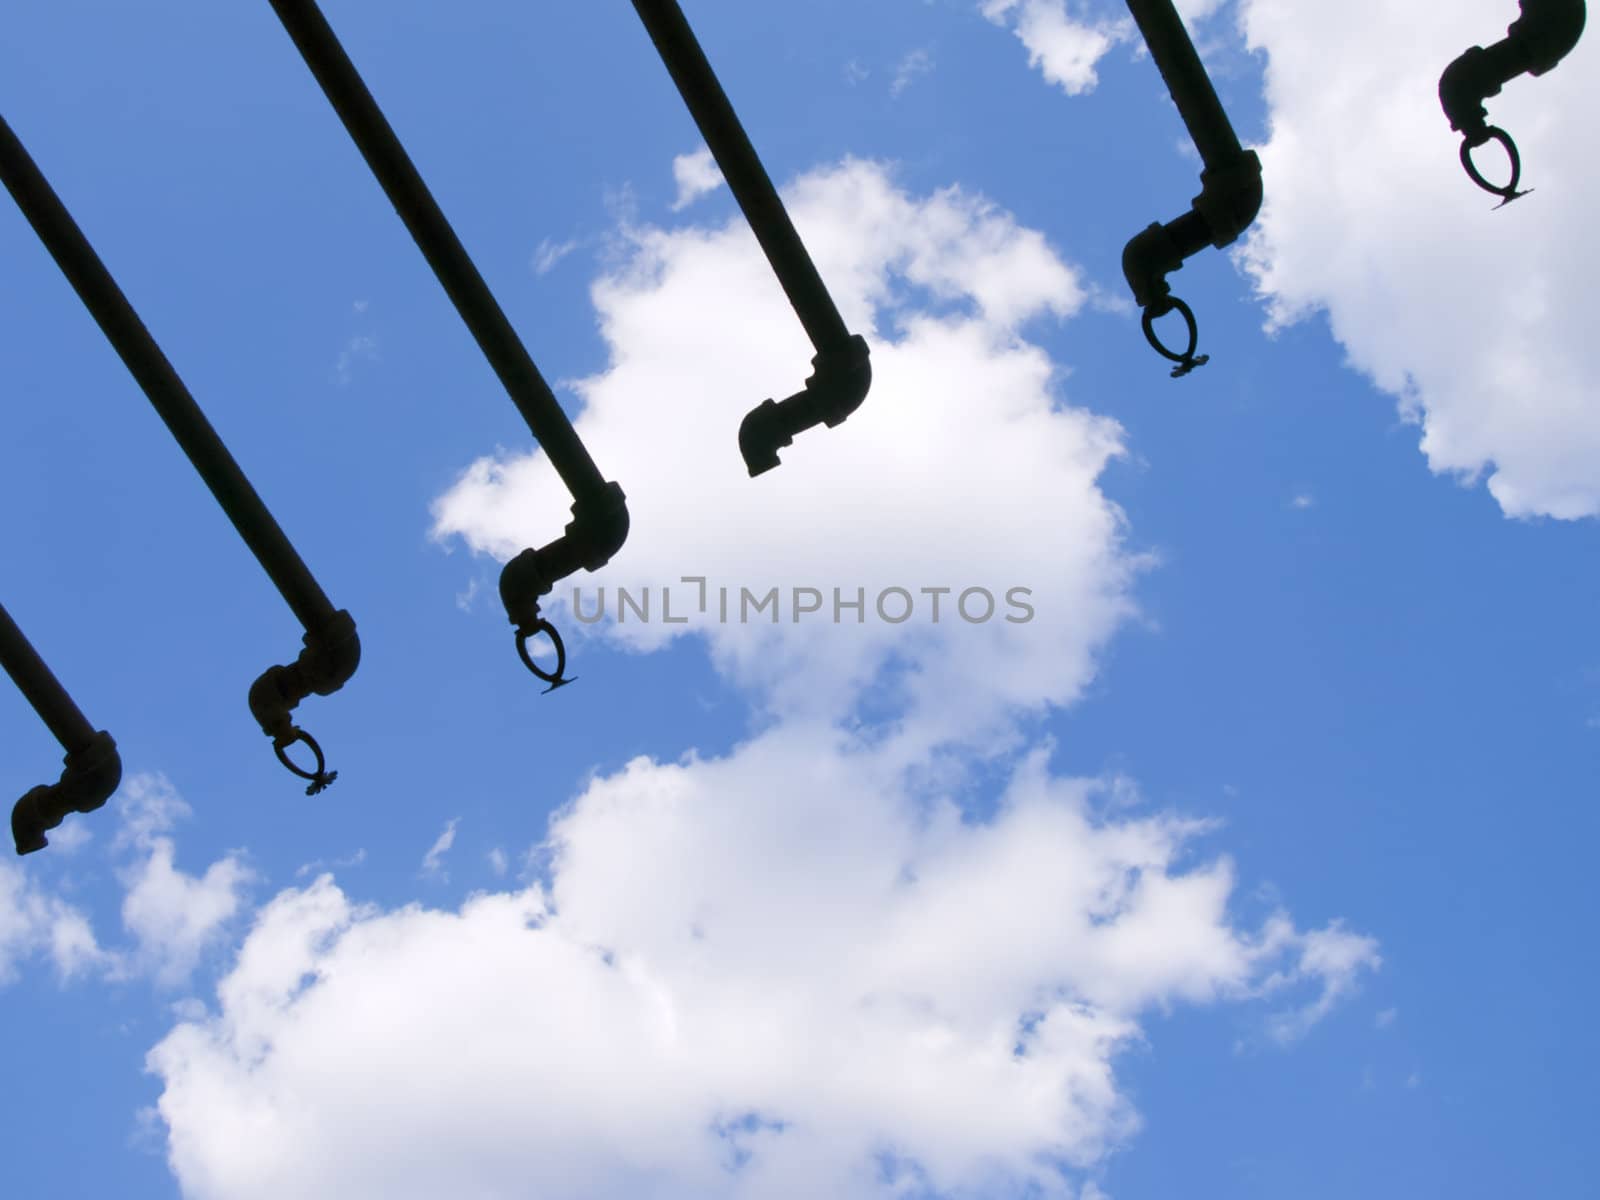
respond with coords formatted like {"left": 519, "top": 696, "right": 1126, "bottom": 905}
{"left": 1439, "top": 0, "right": 1586, "bottom": 204}
{"left": 0, "top": 115, "right": 356, "bottom": 795}
{"left": 2, "top": 599, "right": 122, "bottom": 855}
{"left": 266, "top": 0, "right": 627, "bottom": 687}
{"left": 629, "top": 0, "right": 871, "bottom": 476}
{"left": 1120, "top": 0, "right": 1263, "bottom": 377}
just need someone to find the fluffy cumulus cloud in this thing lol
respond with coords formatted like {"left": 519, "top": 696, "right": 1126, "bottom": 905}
{"left": 433, "top": 158, "right": 1125, "bottom": 749}
{"left": 671, "top": 145, "right": 726, "bottom": 211}
{"left": 136, "top": 158, "right": 1379, "bottom": 1198}
{"left": 115, "top": 774, "right": 254, "bottom": 988}
{"left": 1237, "top": 0, "right": 1600, "bottom": 518}
{"left": 985, "top": 1, "right": 1597, "bottom": 518}
{"left": 979, "top": 0, "right": 1124, "bottom": 95}
{"left": 977, "top": 0, "right": 1226, "bottom": 96}
{"left": 148, "top": 735, "right": 1374, "bottom": 1200}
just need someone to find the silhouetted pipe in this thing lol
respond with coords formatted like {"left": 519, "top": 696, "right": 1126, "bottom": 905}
{"left": 629, "top": 0, "right": 871, "bottom": 475}
{"left": 0, "top": 115, "right": 356, "bottom": 796}
{"left": 2, "top": 599, "right": 122, "bottom": 855}
{"left": 1120, "top": 0, "right": 1262, "bottom": 377}
{"left": 1439, "top": 0, "right": 1586, "bottom": 204}
{"left": 266, "top": 0, "right": 627, "bottom": 686}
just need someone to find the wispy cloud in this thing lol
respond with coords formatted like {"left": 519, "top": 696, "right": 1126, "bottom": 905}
{"left": 334, "top": 334, "right": 379, "bottom": 386}
{"left": 890, "top": 48, "right": 935, "bottom": 97}
{"left": 533, "top": 236, "right": 581, "bottom": 276}
{"left": 295, "top": 848, "right": 367, "bottom": 879}
{"left": 420, "top": 819, "right": 460, "bottom": 881}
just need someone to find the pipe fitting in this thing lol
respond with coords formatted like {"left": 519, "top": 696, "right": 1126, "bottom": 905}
{"left": 1441, "top": 1, "right": 1587, "bottom": 135}
{"left": 1509, "top": 0, "right": 1586, "bottom": 76}
{"left": 738, "top": 334, "right": 872, "bottom": 477}
{"left": 498, "top": 481, "right": 630, "bottom": 629}
{"left": 11, "top": 729, "right": 121, "bottom": 855}
{"left": 1192, "top": 150, "right": 1264, "bottom": 249}
{"left": 247, "top": 609, "right": 361, "bottom": 742}
{"left": 1122, "top": 151, "right": 1260, "bottom": 313}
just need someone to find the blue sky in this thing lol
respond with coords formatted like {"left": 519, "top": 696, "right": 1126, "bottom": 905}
{"left": 2, "top": 1, "right": 1596, "bottom": 1197}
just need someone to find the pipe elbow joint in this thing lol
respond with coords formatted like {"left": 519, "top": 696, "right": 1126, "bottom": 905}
{"left": 302, "top": 610, "right": 361, "bottom": 696}
{"left": 1439, "top": 46, "right": 1497, "bottom": 134}
{"left": 566, "top": 481, "right": 631, "bottom": 572}
{"left": 1509, "top": 0, "right": 1587, "bottom": 76}
{"left": 808, "top": 334, "right": 873, "bottom": 430}
{"left": 247, "top": 610, "right": 361, "bottom": 741}
{"left": 738, "top": 334, "right": 872, "bottom": 477}
{"left": 12, "top": 730, "right": 122, "bottom": 856}
{"left": 1121, "top": 221, "right": 1186, "bottom": 311}
{"left": 1192, "top": 150, "right": 1263, "bottom": 248}
{"left": 498, "top": 482, "right": 630, "bottom": 627}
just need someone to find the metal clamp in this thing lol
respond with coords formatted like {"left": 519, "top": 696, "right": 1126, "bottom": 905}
{"left": 273, "top": 727, "right": 337, "bottom": 796}
{"left": 1140, "top": 297, "right": 1210, "bottom": 378}
{"left": 514, "top": 617, "right": 574, "bottom": 693}
{"left": 1460, "top": 126, "right": 1529, "bottom": 205}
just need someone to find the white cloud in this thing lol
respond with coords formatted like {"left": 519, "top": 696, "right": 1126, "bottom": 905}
{"left": 1238, "top": 0, "right": 1600, "bottom": 518}
{"left": 979, "top": 0, "right": 1125, "bottom": 96}
{"left": 419, "top": 818, "right": 459, "bottom": 880}
{"left": 1290, "top": 492, "right": 1314, "bottom": 510}
{"left": 1256, "top": 919, "right": 1381, "bottom": 1045}
{"left": 295, "top": 848, "right": 366, "bottom": 879}
{"left": 432, "top": 159, "right": 1117, "bottom": 749}
{"left": 43, "top": 817, "right": 94, "bottom": 854}
{"left": 1375, "top": 1006, "right": 1397, "bottom": 1029}
{"left": 670, "top": 146, "right": 725, "bottom": 212}
{"left": 2, "top": 774, "right": 253, "bottom": 991}
{"left": 144, "top": 156, "right": 1377, "bottom": 1200}
{"left": 487, "top": 847, "right": 509, "bottom": 876}
{"left": 115, "top": 775, "right": 254, "bottom": 988}
{"left": 891, "top": 48, "right": 936, "bottom": 97}
{"left": 333, "top": 334, "right": 378, "bottom": 386}
{"left": 534, "top": 236, "right": 582, "bottom": 276}
{"left": 147, "top": 738, "right": 1366, "bottom": 1200}
{"left": 0, "top": 859, "right": 105, "bottom": 984}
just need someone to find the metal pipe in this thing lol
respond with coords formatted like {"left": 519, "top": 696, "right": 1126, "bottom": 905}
{"left": 1, "top": 598, "right": 122, "bottom": 854}
{"left": 0, "top": 114, "right": 357, "bottom": 794}
{"left": 1123, "top": 0, "right": 1243, "bottom": 166}
{"left": 0, "top": 599, "right": 95, "bottom": 754}
{"left": 0, "top": 117, "right": 336, "bottom": 633}
{"left": 629, "top": 0, "right": 871, "bottom": 475}
{"left": 1119, "top": 0, "right": 1262, "bottom": 376}
{"left": 265, "top": 0, "right": 628, "bottom": 679}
